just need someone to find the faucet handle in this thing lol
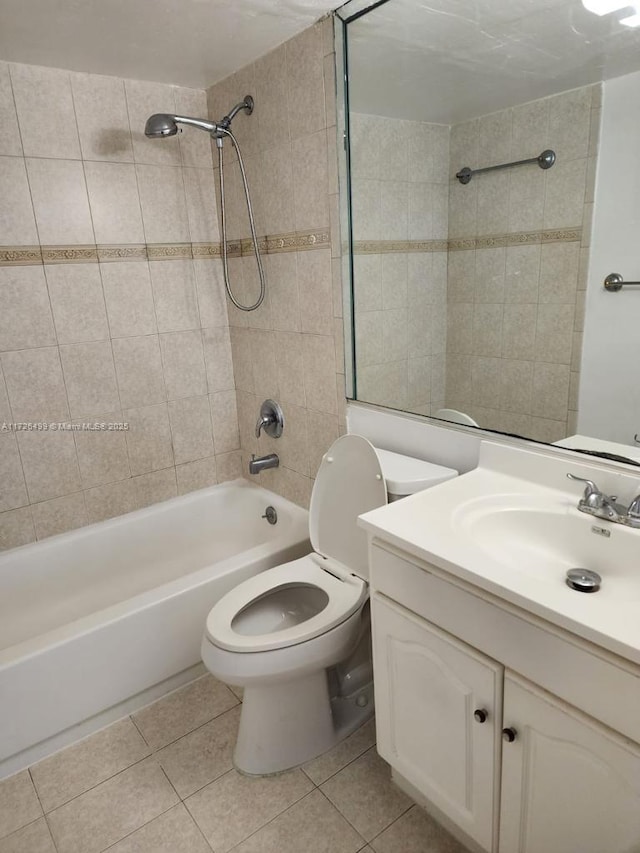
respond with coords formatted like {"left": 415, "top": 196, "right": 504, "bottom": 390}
{"left": 566, "top": 473, "right": 604, "bottom": 508}
{"left": 627, "top": 494, "right": 640, "bottom": 520}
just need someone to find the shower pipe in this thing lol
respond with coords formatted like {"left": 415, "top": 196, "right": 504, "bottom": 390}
{"left": 145, "top": 97, "right": 265, "bottom": 312}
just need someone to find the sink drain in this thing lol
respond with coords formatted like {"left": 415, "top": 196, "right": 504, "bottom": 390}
{"left": 566, "top": 568, "right": 601, "bottom": 593}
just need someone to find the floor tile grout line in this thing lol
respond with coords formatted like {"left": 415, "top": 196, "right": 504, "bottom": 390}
{"left": 222, "top": 786, "right": 340, "bottom": 853}
{"left": 365, "top": 802, "right": 416, "bottom": 848}
{"left": 315, "top": 786, "right": 370, "bottom": 848}
{"left": 134, "top": 694, "right": 241, "bottom": 755}
{"left": 97, "top": 800, "right": 184, "bottom": 853}
{"left": 301, "top": 729, "right": 377, "bottom": 787}
{"left": 25, "top": 767, "right": 62, "bottom": 853}
{"left": 128, "top": 712, "right": 152, "bottom": 750}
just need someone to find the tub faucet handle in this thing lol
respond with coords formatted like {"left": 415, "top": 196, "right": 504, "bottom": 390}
{"left": 254, "top": 399, "right": 284, "bottom": 439}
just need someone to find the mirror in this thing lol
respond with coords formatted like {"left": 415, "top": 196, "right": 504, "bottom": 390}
{"left": 337, "top": 0, "right": 640, "bottom": 461}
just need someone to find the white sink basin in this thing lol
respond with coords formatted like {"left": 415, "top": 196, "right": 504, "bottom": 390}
{"left": 358, "top": 441, "right": 640, "bottom": 664}
{"left": 452, "top": 493, "right": 640, "bottom": 603}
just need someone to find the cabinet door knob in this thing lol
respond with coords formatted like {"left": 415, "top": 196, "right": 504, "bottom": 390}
{"left": 502, "top": 727, "right": 517, "bottom": 743}
{"left": 473, "top": 708, "right": 488, "bottom": 723}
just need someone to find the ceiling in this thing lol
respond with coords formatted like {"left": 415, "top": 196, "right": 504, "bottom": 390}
{"left": 0, "top": 0, "right": 338, "bottom": 90}
{"left": 347, "top": 0, "right": 640, "bottom": 123}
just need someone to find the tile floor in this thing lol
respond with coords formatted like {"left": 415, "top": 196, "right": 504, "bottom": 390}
{"left": 0, "top": 674, "right": 469, "bottom": 853}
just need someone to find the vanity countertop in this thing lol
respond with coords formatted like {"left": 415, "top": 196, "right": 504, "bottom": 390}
{"left": 359, "top": 441, "right": 640, "bottom": 666}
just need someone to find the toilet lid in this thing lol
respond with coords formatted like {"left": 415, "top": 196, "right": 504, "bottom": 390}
{"left": 204, "top": 554, "right": 367, "bottom": 652}
{"left": 309, "top": 434, "right": 387, "bottom": 579}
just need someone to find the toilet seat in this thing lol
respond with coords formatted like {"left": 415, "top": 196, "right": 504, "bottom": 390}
{"left": 205, "top": 554, "right": 366, "bottom": 653}
{"left": 205, "top": 435, "right": 385, "bottom": 655}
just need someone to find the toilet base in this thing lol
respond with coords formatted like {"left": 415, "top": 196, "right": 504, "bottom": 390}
{"left": 234, "top": 671, "right": 374, "bottom": 776}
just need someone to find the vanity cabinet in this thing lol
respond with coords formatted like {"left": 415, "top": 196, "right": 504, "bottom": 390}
{"left": 370, "top": 543, "right": 640, "bottom": 853}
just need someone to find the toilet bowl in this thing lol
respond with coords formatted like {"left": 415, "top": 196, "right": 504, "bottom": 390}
{"left": 201, "top": 435, "right": 457, "bottom": 775}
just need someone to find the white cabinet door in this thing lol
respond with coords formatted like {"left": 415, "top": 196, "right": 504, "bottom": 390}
{"left": 499, "top": 673, "right": 640, "bottom": 853}
{"left": 372, "top": 593, "right": 503, "bottom": 853}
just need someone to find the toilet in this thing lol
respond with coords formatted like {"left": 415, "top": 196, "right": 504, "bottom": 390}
{"left": 201, "top": 435, "right": 457, "bottom": 775}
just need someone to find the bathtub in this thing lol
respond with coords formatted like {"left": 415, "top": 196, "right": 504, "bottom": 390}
{"left": 0, "top": 479, "right": 309, "bottom": 778}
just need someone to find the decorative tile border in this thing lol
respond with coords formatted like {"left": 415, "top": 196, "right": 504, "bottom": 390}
{"left": 0, "top": 230, "right": 331, "bottom": 267}
{"left": 353, "top": 239, "right": 448, "bottom": 255}
{"left": 449, "top": 227, "right": 583, "bottom": 252}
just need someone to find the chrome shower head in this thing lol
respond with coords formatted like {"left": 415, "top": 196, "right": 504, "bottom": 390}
{"left": 145, "top": 114, "right": 179, "bottom": 138}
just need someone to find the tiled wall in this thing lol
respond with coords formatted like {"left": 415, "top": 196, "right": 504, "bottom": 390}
{"left": 0, "top": 61, "right": 242, "bottom": 549}
{"left": 445, "top": 84, "right": 600, "bottom": 441}
{"left": 205, "top": 18, "right": 346, "bottom": 508}
{"left": 350, "top": 114, "right": 449, "bottom": 415}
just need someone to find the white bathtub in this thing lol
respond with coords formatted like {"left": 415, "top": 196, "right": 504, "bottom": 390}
{"left": 0, "top": 479, "right": 309, "bottom": 778}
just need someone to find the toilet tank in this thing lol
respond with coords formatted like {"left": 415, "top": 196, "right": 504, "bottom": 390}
{"left": 375, "top": 448, "right": 458, "bottom": 501}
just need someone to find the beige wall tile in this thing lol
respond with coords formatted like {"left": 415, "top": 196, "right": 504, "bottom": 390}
{"left": 350, "top": 115, "right": 381, "bottom": 182}
{"left": 530, "top": 415, "right": 567, "bottom": 443}
{"left": 2, "top": 346, "right": 69, "bottom": 421}
{"left": 26, "top": 158, "right": 94, "bottom": 245}
{"left": 502, "top": 303, "right": 536, "bottom": 361}
{"left": 275, "top": 331, "right": 306, "bottom": 408}
{"left": 186, "top": 768, "right": 313, "bottom": 853}
{"left": 210, "top": 390, "right": 240, "bottom": 454}
{"left": 71, "top": 73, "right": 133, "bottom": 163}
{"left": 168, "top": 395, "right": 214, "bottom": 464}
{"left": 159, "top": 329, "right": 207, "bottom": 400}
{"left": 543, "top": 158, "right": 587, "bottom": 230}
{"left": 1, "top": 360, "right": 15, "bottom": 420}
{"left": 132, "top": 467, "right": 177, "bottom": 509}
{"left": 125, "top": 79, "right": 180, "bottom": 167}
{"left": 216, "top": 449, "right": 242, "bottom": 482}
{"left": 46, "top": 264, "right": 109, "bottom": 344}
{"left": 83, "top": 478, "right": 137, "bottom": 524}
{"left": 260, "top": 144, "right": 296, "bottom": 235}
{"left": 149, "top": 259, "right": 199, "bottom": 332}
{"left": 17, "top": 430, "right": 81, "bottom": 503}
{"left": 472, "top": 303, "right": 503, "bottom": 357}
{"left": 0, "top": 506, "right": 35, "bottom": 551}
{"left": 266, "top": 253, "right": 300, "bottom": 332}
{"left": 46, "top": 758, "right": 178, "bottom": 853}
{"left": 298, "top": 248, "right": 332, "bottom": 336}
{"left": 292, "top": 131, "right": 329, "bottom": 231}
{"left": 124, "top": 402, "right": 173, "bottom": 475}
{"left": 353, "top": 254, "right": 382, "bottom": 313}
{"left": 306, "top": 410, "right": 338, "bottom": 475}
{"left": 323, "top": 52, "right": 337, "bottom": 130}
{"left": 31, "top": 491, "right": 87, "bottom": 541}
{"left": 548, "top": 87, "right": 591, "bottom": 161}
{"left": 286, "top": 25, "right": 325, "bottom": 141}
{"left": 0, "top": 156, "right": 38, "bottom": 245}
{"left": 175, "top": 88, "right": 213, "bottom": 169}
{"left": 250, "top": 329, "right": 279, "bottom": 399}
{"left": 183, "top": 167, "right": 219, "bottom": 243}
{"left": 0, "top": 771, "right": 43, "bottom": 840}
{"left": 193, "top": 259, "right": 227, "bottom": 328}
{"left": 112, "top": 335, "right": 166, "bottom": 408}
{"left": 380, "top": 182, "right": 408, "bottom": 241}
{"left": 176, "top": 455, "right": 217, "bottom": 494}
{"left": 10, "top": 64, "right": 80, "bottom": 159}
{"left": 355, "top": 311, "right": 383, "bottom": 368}
{"left": 229, "top": 327, "right": 254, "bottom": 393}
{"left": 0, "top": 62, "right": 21, "bottom": 157}
{"left": 538, "top": 241, "right": 579, "bottom": 304}
{"left": 504, "top": 245, "right": 540, "bottom": 303}
{"left": 446, "top": 303, "right": 473, "bottom": 355}
{"left": 303, "top": 334, "right": 337, "bottom": 414}
{"left": 532, "top": 362, "right": 570, "bottom": 421}
{"left": 408, "top": 356, "right": 431, "bottom": 408}
{"left": 136, "top": 164, "right": 190, "bottom": 243}
{"left": 511, "top": 98, "right": 549, "bottom": 160}
{"left": 534, "top": 303, "right": 574, "bottom": 364}
{"left": 508, "top": 168, "right": 545, "bottom": 232}
{"left": 500, "top": 359, "right": 533, "bottom": 415}
{"left": 255, "top": 46, "right": 290, "bottom": 151}
{"left": 382, "top": 308, "right": 408, "bottom": 363}
{"left": 84, "top": 162, "right": 144, "bottom": 244}
{"left": 60, "top": 341, "right": 120, "bottom": 417}
{"left": 478, "top": 108, "right": 512, "bottom": 167}
{"left": 0, "top": 817, "right": 56, "bottom": 853}
{"left": 0, "top": 266, "right": 56, "bottom": 351}
{"left": 476, "top": 171, "right": 509, "bottom": 236}
{"left": 100, "top": 261, "right": 156, "bottom": 338}
{"left": 471, "top": 357, "right": 501, "bottom": 408}
{"left": 73, "top": 412, "right": 130, "bottom": 488}
{"left": 108, "top": 803, "right": 211, "bottom": 853}
{"left": 0, "top": 433, "right": 28, "bottom": 512}
{"left": 203, "top": 326, "right": 235, "bottom": 393}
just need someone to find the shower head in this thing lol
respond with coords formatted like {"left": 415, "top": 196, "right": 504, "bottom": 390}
{"left": 145, "top": 114, "right": 179, "bottom": 138}
{"left": 144, "top": 113, "right": 221, "bottom": 138}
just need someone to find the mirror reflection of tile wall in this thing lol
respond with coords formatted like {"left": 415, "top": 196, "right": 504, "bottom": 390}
{"left": 351, "top": 84, "right": 600, "bottom": 443}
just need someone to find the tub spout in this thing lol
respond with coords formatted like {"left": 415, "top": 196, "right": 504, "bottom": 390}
{"left": 249, "top": 453, "right": 279, "bottom": 474}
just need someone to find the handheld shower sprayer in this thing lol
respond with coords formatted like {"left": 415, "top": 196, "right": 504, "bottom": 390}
{"left": 144, "top": 96, "right": 264, "bottom": 312}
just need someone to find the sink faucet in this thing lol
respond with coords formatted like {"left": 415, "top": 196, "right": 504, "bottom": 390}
{"left": 249, "top": 453, "right": 279, "bottom": 475}
{"left": 566, "top": 473, "right": 640, "bottom": 527}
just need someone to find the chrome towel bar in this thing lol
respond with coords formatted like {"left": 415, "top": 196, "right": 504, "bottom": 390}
{"left": 603, "top": 273, "right": 640, "bottom": 292}
{"left": 455, "top": 149, "right": 556, "bottom": 185}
